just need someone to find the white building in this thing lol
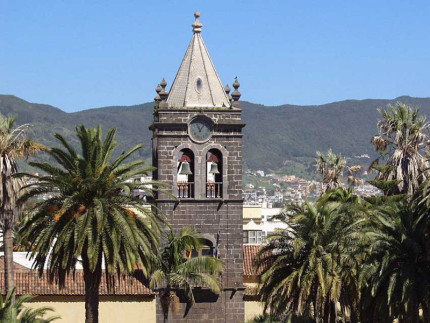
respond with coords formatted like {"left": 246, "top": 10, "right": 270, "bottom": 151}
{"left": 242, "top": 205, "right": 289, "bottom": 245}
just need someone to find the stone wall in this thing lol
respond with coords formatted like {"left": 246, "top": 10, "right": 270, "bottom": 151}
{"left": 156, "top": 289, "right": 244, "bottom": 323}
{"left": 151, "top": 107, "right": 245, "bottom": 322}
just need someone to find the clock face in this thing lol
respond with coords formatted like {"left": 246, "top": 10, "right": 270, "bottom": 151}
{"left": 189, "top": 118, "right": 212, "bottom": 142}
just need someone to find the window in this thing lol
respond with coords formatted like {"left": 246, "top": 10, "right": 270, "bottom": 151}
{"left": 196, "top": 77, "right": 203, "bottom": 93}
{"left": 243, "top": 230, "right": 263, "bottom": 244}
{"left": 206, "top": 149, "right": 222, "bottom": 198}
{"left": 243, "top": 231, "right": 248, "bottom": 244}
{"left": 187, "top": 238, "right": 215, "bottom": 257}
{"left": 177, "top": 149, "right": 194, "bottom": 198}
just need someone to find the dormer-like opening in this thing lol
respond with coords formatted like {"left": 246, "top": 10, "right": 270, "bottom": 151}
{"left": 177, "top": 149, "right": 194, "bottom": 198}
{"left": 195, "top": 77, "right": 203, "bottom": 93}
{"left": 206, "top": 149, "right": 222, "bottom": 198}
{"left": 185, "top": 237, "right": 216, "bottom": 258}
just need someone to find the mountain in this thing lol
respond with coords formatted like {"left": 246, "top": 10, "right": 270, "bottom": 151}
{"left": 1, "top": 95, "right": 430, "bottom": 172}
{"left": 0, "top": 95, "right": 154, "bottom": 161}
{"left": 241, "top": 96, "right": 430, "bottom": 170}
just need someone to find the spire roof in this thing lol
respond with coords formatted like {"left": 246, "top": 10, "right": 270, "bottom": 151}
{"left": 166, "top": 12, "right": 231, "bottom": 108}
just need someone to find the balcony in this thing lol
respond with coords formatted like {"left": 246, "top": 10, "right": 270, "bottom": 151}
{"left": 206, "top": 182, "right": 223, "bottom": 198}
{"left": 177, "top": 182, "right": 194, "bottom": 198}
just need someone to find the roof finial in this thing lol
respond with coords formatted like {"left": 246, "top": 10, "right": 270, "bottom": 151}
{"left": 231, "top": 77, "right": 241, "bottom": 109}
{"left": 159, "top": 78, "right": 169, "bottom": 108}
{"left": 225, "top": 84, "right": 232, "bottom": 103}
{"left": 154, "top": 84, "right": 162, "bottom": 102}
{"left": 192, "top": 11, "right": 203, "bottom": 33}
{"left": 160, "top": 78, "right": 167, "bottom": 90}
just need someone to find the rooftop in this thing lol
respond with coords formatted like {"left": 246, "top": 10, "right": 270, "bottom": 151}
{"left": 165, "top": 12, "right": 233, "bottom": 109}
{"left": 243, "top": 245, "right": 264, "bottom": 277}
{"left": 2, "top": 246, "right": 262, "bottom": 295}
{"left": 0, "top": 270, "right": 153, "bottom": 296}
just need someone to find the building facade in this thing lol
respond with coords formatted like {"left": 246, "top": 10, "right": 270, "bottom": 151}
{"left": 150, "top": 12, "right": 245, "bottom": 322}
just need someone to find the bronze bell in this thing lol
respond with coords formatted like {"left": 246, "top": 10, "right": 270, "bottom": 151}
{"left": 179, "top": 161, "right": 193, "bottom": 175}
{"left": 209, "top": 162, "right": 220, "bottom": 175}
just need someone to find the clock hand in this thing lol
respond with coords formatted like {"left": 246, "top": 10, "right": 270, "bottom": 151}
{"left": 197, "top": 124, "right": 203, "bottom": 132}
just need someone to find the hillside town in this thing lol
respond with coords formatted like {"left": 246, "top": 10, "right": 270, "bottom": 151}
{"left": 244, "top": 169, "right": 382, "bottom": 206}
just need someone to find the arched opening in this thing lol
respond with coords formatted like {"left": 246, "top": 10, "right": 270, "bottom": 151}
{"left": 185, "top": 238, "right": 216, "bottom": 258}
{"left": 206, "top": 149, "right": 223, "bottom": 198}
{"left": 177, "top": 149, "right": 194, "bottom": 198}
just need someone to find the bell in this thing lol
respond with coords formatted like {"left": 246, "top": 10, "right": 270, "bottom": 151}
{"left": 179, "top": 161, "right": 193, "bottom": 175}
{"left": 209, "top": 162, "right": 220, "bottom": 175}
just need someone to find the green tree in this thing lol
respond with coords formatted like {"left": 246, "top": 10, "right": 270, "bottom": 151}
{"left": 346, "top": 165, "right": 364, "bottom": 188}
{"left": 370, "top": 102, "right": 429, "bottom": 196}
{"left": 150, "top": 227, "right": 224, "bottom": 322}
{"left": 0, "top": 288, "right": 59, "bottom": 323}
{"left": 360, "top": 200, "right": 430, "bottom": 323}
{"left": 316, "top": 149, "right": 346, "bottom": 193}
{"left": 0, "top": 113, "right": 42, "bottom": 295}
{"left": 18, "top": 125, "right": 164, "bottom": 323}
{"left": 256, "top": 191, "right": 365, "bottom": 323}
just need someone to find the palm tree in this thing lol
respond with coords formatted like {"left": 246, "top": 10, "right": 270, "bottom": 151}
{"left": 360, "top": 200, "right": 430, "bottom": 323}
{"left": 150, "top": 227, "right": 224, "bottom": 322}
{"left": 0, "top": 288, "right": 59, "bottom": 322}
{"left": 256, "top": 193, "right": 365, "bottom": 323}
{"left": 18, "top": 125, "right": 164, "bottom": 323}
{"left": 370, "top": 102, "right": 429, "bottom": 196}
{"left": 0, "top": 113, "right": 42, "bottom": 295}
{"left": 346, "top": 165, "right": 364, "bottom": 188}
{"left": 316, "top": 149, "right": 346, "bottom": 193}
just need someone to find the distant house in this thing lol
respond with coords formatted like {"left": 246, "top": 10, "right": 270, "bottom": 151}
{"left": 243, "top": 245, "right": 265, "bottom": 321}
{"left": 243, "top": 205, "right": 287, "bottom": 245}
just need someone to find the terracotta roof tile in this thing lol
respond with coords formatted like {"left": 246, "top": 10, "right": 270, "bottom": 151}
{"left": 0, "top": 257, "right": 30, "bottom": 272}
{"left": 2, "top": 246, "right": 269, "bottom": 295}
{"left": 0, "top": 271, "right": 153, "bottom": 296}
{"left": 243, "top": 245, "right": 263, "bottom": 276}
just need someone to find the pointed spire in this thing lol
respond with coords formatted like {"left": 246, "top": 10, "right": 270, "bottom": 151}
{"left": 231, "top": 77, "right": 241, "bottom": 109}
{"left": 192, "top": 11, "right": 203, "bottom": 33}
{"left": 166, "top": 12, "right": 231, "bottom": 108}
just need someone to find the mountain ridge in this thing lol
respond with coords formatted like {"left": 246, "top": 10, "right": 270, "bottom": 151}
{"left": 1, "top": 94, "right": 430, "bottom": 171}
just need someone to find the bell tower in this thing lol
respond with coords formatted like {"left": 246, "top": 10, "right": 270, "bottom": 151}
{"left": 151, "top": 12, "right": 245, "bottom": 323}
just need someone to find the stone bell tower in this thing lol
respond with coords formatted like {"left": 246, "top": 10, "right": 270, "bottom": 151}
{"left": 150, "top": 12, "right": 245, "bottom": 323}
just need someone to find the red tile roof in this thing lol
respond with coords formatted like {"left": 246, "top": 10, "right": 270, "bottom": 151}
{"left": 0, "top": 271, "right": 153, "bottom": 296}
{"left": 0, "top": 245, "right": 268, "bottom": 296}
{"left": 0, "top": 256, "right": 30, "bottom": 272}
{"left": 243, "top": 245, "right": 262, "bottom": 276}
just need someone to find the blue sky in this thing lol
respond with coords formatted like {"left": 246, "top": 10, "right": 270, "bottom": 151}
{"left": 1, "top": 1, "right": 429, "bottom": 112}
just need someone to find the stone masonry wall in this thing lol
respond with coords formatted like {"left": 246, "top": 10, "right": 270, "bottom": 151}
{"left": 152, "top": 108, "right": 245, "bottom": 322}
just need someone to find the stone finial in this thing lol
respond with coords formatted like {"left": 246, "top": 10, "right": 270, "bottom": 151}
{"left": 192, "top": 11, "right": 203, "bottom": 33}
{"left": 224, "top": 84, "right": 231, "bottom": 95}
{"left": 159, "top": 78, "right": 169, "bottom": 108}
{"left": 231, "top": 77, "right": 241, "bottom": 108}
{"left": 225, "top": 84, "right": 232, "bottom": 102}
{"left": 160, "top": 78, "right": 167, "bottom": 90}
{"left": 154, "top": 84, "right": 162, "bottom": 102}
{"left": 233, "top": 77, "right": 240, "bottom": 90}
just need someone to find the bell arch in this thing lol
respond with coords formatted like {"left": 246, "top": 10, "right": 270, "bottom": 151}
{"left": 174, "top": 146, "right": 196, "bottom": 198}
{"left": 201, "top": 144, "right": 229, "bottom": 199}
{"left": 206, "top": 149, "right": 223, "bottom": 198}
